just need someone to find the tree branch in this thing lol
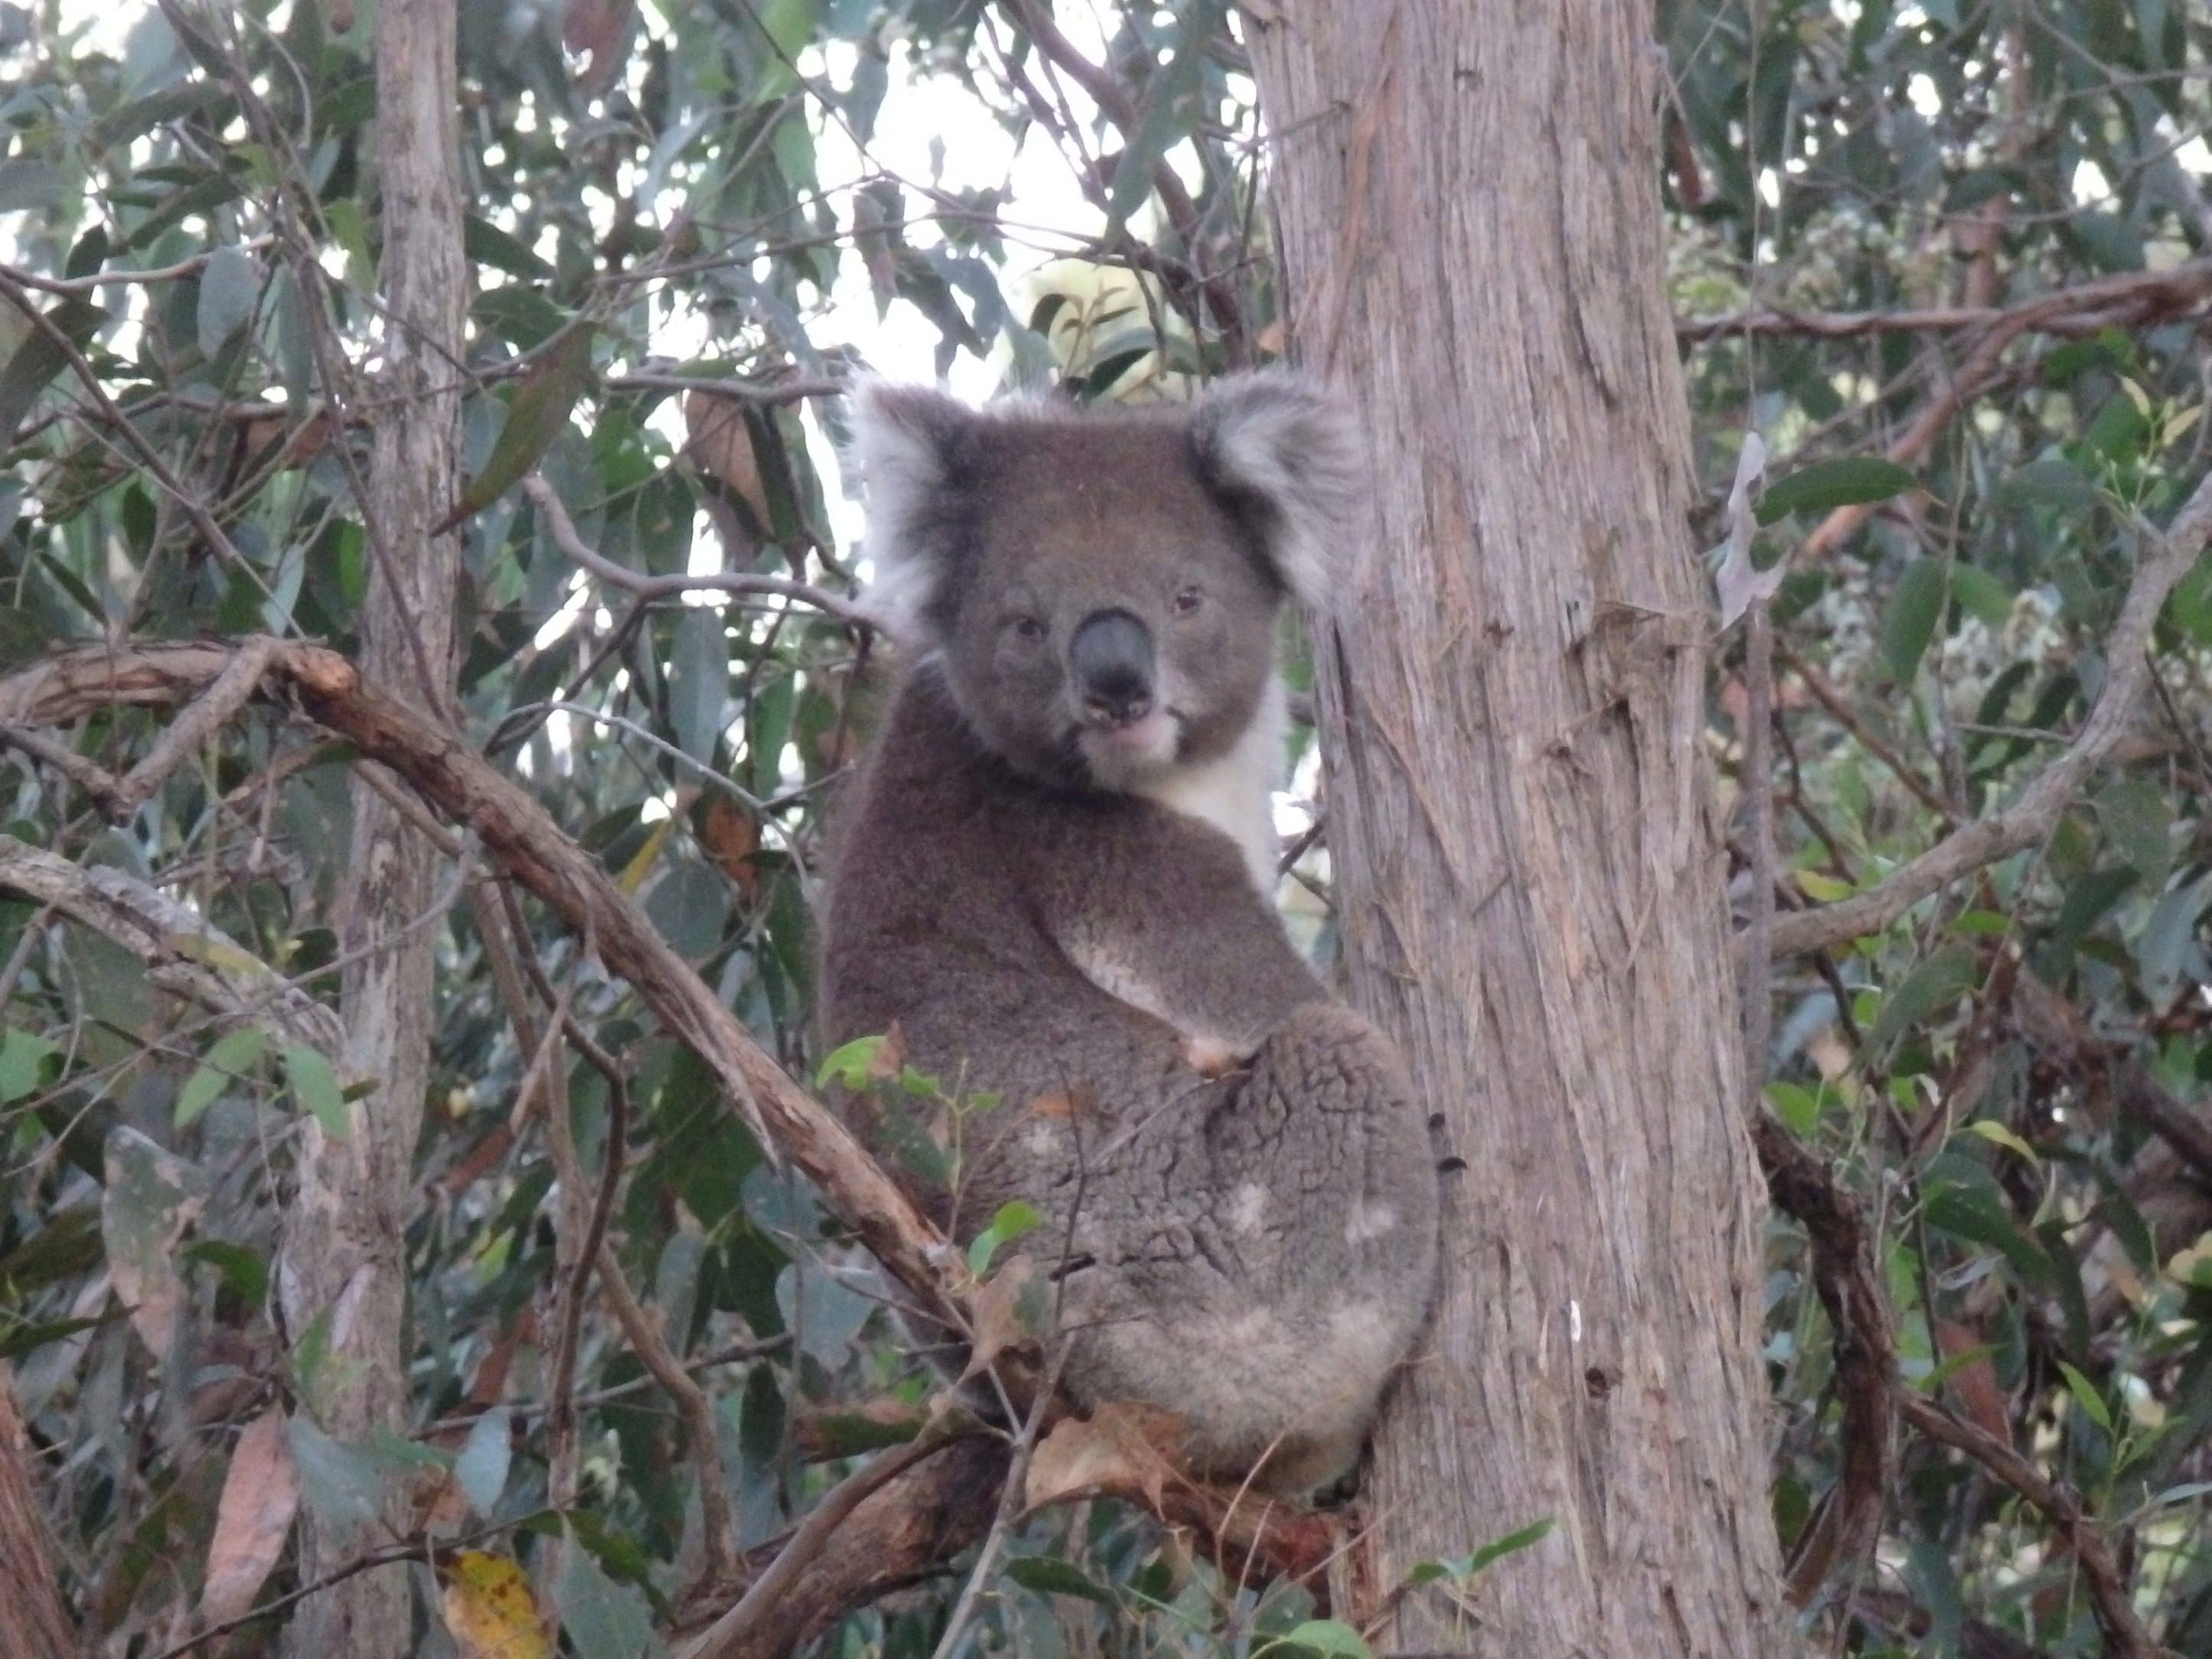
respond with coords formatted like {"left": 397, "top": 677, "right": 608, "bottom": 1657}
{"left": 1676, "top": 256, "right": 2212, "bottom": 344}
{"left": 1752, "top": 1115, "right": 1897, "bottom": 1611}
{"left": 1897, "top": 1392, "right": 2165, "bottom": 1657}
{"left": 521, "top": 476, "right": 874, "bottom": 629}
{"left": 1756, "top": 468, "right": 2212, "bottom": 960}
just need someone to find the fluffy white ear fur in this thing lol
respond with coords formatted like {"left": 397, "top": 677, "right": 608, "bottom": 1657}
{"left": 846, "top": 377, "right": 971, "bottom": 638}
{"left": 1191, "top": 373, "right": 1367, "bottom": 610}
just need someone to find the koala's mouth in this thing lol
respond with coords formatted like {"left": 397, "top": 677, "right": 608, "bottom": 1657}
{"left": 1075, "top": 706, "right": 1181, "bottom": 781}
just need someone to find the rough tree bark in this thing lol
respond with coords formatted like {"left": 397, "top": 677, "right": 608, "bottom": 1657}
{"left": 1245, "top": 5, "right": 1793, "bottom": 1653}
{"left": 0, "top": 1367, "right": 75, "bottom": 1659}
{"left": 277, "top": 0, "right": 465, "bottom": 1650}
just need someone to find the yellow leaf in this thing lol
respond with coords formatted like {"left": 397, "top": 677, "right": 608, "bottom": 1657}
{"left": 2120, "top": 375, "right": 2152, "bottom": 417}
{"left": 1966, "top": 1119, "right": 2038, "bottom": 1164}
{"left": 438, "top": 1551, "right": 550, "bottom": 1659}
{"left": 1795, "top": 868, "right": 1855, "bottom": 903}
{"left": 616, "top": 817, "right": 674, "bottom": 895}
{"left": 2165, "top": 404, "right": 2204, "bottom": 446}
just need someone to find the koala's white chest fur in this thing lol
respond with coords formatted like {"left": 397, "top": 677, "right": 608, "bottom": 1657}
{"left": 1132, "top": 675, "right": 1287, "bottom": 896}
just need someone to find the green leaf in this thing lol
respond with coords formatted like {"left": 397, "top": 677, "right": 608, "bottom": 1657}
{"left": 1923, "top": 1177, "right": 2057, "bottom": 1291}
{"left": 1004, "top": 1555, "right": 1116, "bottom": 1606}
{"left": 1101, "top": 1, "right": 1227, "bottom": 239}
{"left": 556, "top": 1534, "right": 657, "bottom": 1659}
{"left": 1964, "top": 1120, "right": 2038, "bottom": 1164}
{"left": 175, "top": 1027, "right": 268, "bottom": 1127}
{"left": 1403, "top": 1517, "right": 1555, "bottom": 1586}
{"left": 1947, "top": 563, "right": 2013, "bottom": 627}
{"left": 1868, "top": 942, "right": 1979, "bottom": 1051}
{"left": 1261, "top": 1618, "right": 1371, "bottom": 1658}
{"left": 1881, "top": 556, "right": 1948, "bottom": 683}
{"left": 967, "top": 1200, "right": 1045, "bottom": 1277}
{"left": 1767, "top": 1080, "right": 1825, "bottom": 1139}
{"left": 455, "top": 1405, "right": 511, "bottom": 1511}
{"left": 0, "top": 1026, "right": 54, "bottom": 1104}
{"left": 815, "top": 1035, "right": 887, "bottom": 1091}
{"left": 285, "top": 1045, "right": 349, "bottom": 1141}
{"left": 667, "top": 606, "right": 729, "bottom": 765}
{"left": 1754, "top": 456, "right": 1916, "bottom": 524}
{"left": 2056, "top": 1360, "right": 2114, "bottom": 1432}
{"left": 2097, "top": 777, "right": 2171, "bottom": 888}
{"left": 195, "top": 244, "right": 261, "bottom": 359}
{"left": 0, "top": 298, "right": 104, "bottom": 441}
{"left": 286, "top": 1416, "right": 384, "bottom": 1534}
{"left": 438, "top": 322, "right": 595, "bottom": 531}
{"left": 463, "top": 213, "right": 551, "bottom": 279}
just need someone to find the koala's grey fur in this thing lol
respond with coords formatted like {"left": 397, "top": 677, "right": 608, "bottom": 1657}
{"left": 820, "top": 374, "right": 1440, "bottom": 1495}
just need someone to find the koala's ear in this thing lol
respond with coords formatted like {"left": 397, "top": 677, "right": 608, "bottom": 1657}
{"left": 1190, "top": 372, "right": 1368, "bottom": 609}
{"left": 847, "top": 379, "right": 978, "bottom": 637}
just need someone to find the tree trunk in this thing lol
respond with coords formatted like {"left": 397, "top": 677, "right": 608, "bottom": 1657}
{"left": 1245, "top": 6, "right": 1792, "bottom": 1653}
{"left": 0, "top": 1367, "right": 75, "bottom": 1659}
{"left": 279, "top": 0, "right": 465, "bottom": 1649}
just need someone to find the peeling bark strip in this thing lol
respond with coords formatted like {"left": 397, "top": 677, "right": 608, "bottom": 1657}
{"left": 1245, "top": 4, "right": 1794, "bottom": 1651}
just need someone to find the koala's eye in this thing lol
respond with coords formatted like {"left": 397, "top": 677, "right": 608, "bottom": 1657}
{"left": 1173, "top": 585, "right": 1204, "bottom": 615}
{"left": 1008, "top": 614, "right": 1047, "bottom": 642}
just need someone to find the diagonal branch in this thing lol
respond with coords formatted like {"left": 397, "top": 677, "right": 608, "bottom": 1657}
{"left": 1897, "top": 1393, "right": 2165, "bottom": 1657}
{"left": 1757, "top": 468, "right": 2212, "bottom": 961}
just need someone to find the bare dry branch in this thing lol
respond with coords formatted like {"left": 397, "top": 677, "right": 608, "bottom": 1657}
{"left": 678, "top": 1410, "right": 986, "bottom": 1659}
{"left": 671, "top": 1438, "right": 1013, "bottom": 1659}
{"left": 1757, "top": 468, "right": 2212, "bottom": 960}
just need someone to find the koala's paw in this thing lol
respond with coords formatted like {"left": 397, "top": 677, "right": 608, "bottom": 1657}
{"left": 1181, "top": 1034, "right": 1248, "bottom": 1080}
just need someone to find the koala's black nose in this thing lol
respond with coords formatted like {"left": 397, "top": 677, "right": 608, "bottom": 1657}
{"left": 1068, "top": 608, "right": 1154, "bottom": 725}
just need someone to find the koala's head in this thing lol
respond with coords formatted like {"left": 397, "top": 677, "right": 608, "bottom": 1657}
{"left": 848, "top": 373, "right": 1365, "bottom": 790}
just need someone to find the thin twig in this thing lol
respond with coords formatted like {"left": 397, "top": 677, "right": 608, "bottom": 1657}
{"left": 928, "top": 1374, "right": 1059, "bottom": 1659}
{"left": 521, "top": 475, "right": 873, "bottom": 629}
{"left": 1777, "top": 640, "right": 1960, "bottom": 826}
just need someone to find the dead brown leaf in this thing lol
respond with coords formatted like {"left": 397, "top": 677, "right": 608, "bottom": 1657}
{"left": 961, "top": 1255, "right": 1046, "bottom": 1383}
{"left": 197, "top": 1407, "right": 300, "bottom": 1629}
{"left": 563, "top": 0, "right": 636, "bottom": 93}
{"left": 684, "top": 393, "right": 771, "bottom": 530}
{"left": 1023, "top": 1401, "right": 1189, "bottom": 1513}
{"left": 1936, "top": 1319, "right": 2013, "bottom": 1449}
{"left": 699, "top": 793, "right": 762, "bottom": 901}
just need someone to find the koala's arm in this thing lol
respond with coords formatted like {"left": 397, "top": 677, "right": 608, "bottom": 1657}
{"left": 1029, "top": 802, "right": 1325, "bottom": 1052}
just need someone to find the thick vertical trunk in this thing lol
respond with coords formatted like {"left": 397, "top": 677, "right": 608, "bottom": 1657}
{"left": 1246, "top": 5, "right": 1791, "bottom": 1652}
{"left": 279, "top": 0, "right": 464, "bottom": 1649}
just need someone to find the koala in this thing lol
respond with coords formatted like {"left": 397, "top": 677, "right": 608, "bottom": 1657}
{"left": 819, "top": 373, "right": 1440, "bottom": 1496}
